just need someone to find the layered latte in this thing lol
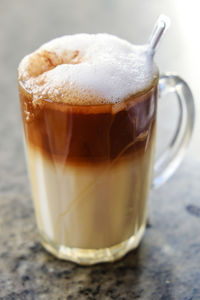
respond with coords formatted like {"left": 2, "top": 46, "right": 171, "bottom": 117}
{"left": 18, "top": 34, "right": 158, "bottom": 263}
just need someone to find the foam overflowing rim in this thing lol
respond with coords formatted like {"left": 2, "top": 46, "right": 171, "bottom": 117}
{"left": 18, "top": 33, "right": 159, "bottom": 106}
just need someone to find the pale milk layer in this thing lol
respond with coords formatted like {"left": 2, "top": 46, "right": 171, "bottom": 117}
{"left": 18, "top": 34, "right": 158, "bottom": 105}
{"left": 27, "top": 143, "right": 154, "bottom": 249}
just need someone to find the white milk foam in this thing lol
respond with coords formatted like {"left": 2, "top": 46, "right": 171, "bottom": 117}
{"left": 18, "top": 33, "right": 157, "bottom": 104}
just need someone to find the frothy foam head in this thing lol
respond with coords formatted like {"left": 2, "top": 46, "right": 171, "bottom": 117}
{"left": 18, "top": 33, "right": 158, "bottom": 105}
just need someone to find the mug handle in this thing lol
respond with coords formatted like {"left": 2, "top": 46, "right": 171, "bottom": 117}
{"left": 152, "top": 74, "right": 195, "bottom": 189}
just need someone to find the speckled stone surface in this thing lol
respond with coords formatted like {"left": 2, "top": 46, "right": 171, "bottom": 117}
{"left": 0, "top": 1, "right": 200, "bottom": 299}
{"left": 1, "top": 161, "right": 200, "bottom": 300}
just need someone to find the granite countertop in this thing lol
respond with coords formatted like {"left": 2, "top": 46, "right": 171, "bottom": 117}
{"left": 0, "top": 0, "right": 200, "bottom": 299}
{"left": 1, "top": 161, "right": 200, "bottom": 299}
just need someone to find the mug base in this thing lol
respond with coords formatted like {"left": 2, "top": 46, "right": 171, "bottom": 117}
{"left": 39, "top": 225, "right": 145, "bottom": 265}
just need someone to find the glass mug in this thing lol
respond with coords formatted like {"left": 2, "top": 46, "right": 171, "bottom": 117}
{"left": 18, "top": 40, "right": 195, "bottom": 265}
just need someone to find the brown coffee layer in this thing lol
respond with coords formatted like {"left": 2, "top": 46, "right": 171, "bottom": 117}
{"left": 19, "top": 83, "right": 157, "bottom": 165}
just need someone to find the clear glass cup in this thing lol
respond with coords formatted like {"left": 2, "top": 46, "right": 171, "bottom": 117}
{"left": 18, "top": 72, "right": 195, "bottom": 265}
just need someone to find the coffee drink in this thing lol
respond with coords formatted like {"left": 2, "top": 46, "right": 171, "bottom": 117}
{"left": 18, "top": 34, "right": 158, "bottom": 263}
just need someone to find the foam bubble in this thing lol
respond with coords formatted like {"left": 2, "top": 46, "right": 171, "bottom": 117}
{"left": 18, "top": 33, "right": 158, "bottom": 105}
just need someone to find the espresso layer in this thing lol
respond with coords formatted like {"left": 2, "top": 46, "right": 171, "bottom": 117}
{"left": 19, "top": 83, "right": 157, "bottom": 165}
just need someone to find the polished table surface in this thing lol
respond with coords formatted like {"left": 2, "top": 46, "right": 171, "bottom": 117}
{"left": 0, "top": 0, "right": 200, "bottom": 299}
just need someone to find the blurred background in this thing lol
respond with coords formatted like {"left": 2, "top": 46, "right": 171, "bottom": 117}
{"left": 0, "top": 0, "right": 199, "bottom": 185}
{"left": 0, "top": 1, "right": 200, "bottom": 298}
